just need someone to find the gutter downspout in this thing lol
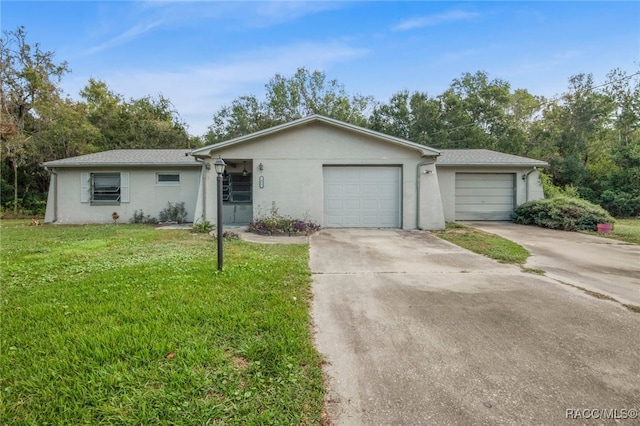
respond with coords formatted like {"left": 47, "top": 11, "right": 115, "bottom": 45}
{"left": 524, "top": 167, "right": 537, "bottom": 202}
{"left": 416, "top": 158, "right": 437, "bottom": 229}
{"left": 44, "top": 166, "right": 58, "bottom": 223}
{"left": 194, "top": 157, "right": 208, "bottom": 222}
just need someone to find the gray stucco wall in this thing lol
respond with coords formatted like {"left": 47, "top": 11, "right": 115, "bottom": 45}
{"left": 197, "top": 123, "right": 445, "bottom": 230}
{"left": 45, "top": 166, "right": 201, "bottom": 224}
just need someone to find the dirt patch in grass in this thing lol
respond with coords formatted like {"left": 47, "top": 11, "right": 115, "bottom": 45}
{"left": 232, "top": 355, "right": 249, "bottom": 370}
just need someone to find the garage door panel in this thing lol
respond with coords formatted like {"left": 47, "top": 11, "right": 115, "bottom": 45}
{"left": 327, "top": 199, "right": 343, "bottom": 209}
{"left": 362, "top": 184, "right": 379, "bottom": 194}
{"left": 345, "top": 184, "right": 361, "bottom": 194}
{"left": 326, "top": 215, "right": 343, "bottom": 226}
{"left": 456, "top": 195, "right": 514, "bottom": 204}
{"left": 379, "top": 215, "right": 398, "bottom": 226}
{"left": 345, "top": 215, "right": 361, "bottom": 225}
{"left": 379, "top": 199, "right": 397, "bottom": 209}
{"left": 345, "top": 200, "right": 363, "bottom": 210}
{"left": 455, "top": 173, "right": 514, "bottom": 221}
{"left": 457, "top": 210, "right": 512, "bottom": 221}
{"left": 362, "top": 200, "right": 378, "bottom": 209}
{"left": 457, "top": 174, "right": 512, "bottom": 182}
{"left": 456, "top": 183, "right": 514, "bottom": 191}
{"left": 456, "top": 188, "right": 512, "bottom": 197}
{"left": 458, "top": 203, "right": 512, "bottom": 212}
{"left": 324, "top": 166, "right": 401, "bottom": 228}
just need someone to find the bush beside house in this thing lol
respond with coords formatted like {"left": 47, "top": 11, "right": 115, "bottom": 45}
{"left": 512, "top": 197, "right": 614, "bottom": 232}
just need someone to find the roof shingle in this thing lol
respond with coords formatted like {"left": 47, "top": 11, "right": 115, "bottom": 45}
{"left": 43, "top": 149, "right": 201, "bottom": 168}
{"left": 437, "top": 149, "right": 547, "bottom": 167}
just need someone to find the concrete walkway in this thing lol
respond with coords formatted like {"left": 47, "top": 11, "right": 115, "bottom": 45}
{"left": 311, "top": 229, "right": 640, "bottom": 425}
{"left": 466, "top": 222, "right": 640, "bottom": 307}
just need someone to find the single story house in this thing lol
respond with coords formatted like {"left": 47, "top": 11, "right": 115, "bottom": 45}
{"left": 43, "top": 115, "right": 547, "bottom": 229}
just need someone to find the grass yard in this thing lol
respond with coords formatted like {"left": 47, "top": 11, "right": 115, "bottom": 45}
{"left": 434, "top": 222, "right": 530, "bottom": 265}
{"left": 0, "top": 221, "right": 324, "bottom": 425}
{"left": 591, "top": 218, "right": 640, "bottom": 245}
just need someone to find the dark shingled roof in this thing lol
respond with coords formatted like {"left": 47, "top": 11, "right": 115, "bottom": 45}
{"left": 43, "top": 149, "right": 201, "bottom": 168}
{"left": 437, "top": 149, "right": 547, "bottom": 167}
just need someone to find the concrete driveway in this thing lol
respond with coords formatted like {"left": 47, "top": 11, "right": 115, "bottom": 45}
{"left": 310, "top": 229, "right": 640, "bottom": 425}
{"left": 466, "top": 222, "right": 640, "bottom": 307}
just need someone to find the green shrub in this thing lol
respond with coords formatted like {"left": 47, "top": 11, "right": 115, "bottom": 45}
{"left": 192, "top": 219, "right": 213, "bottom": 233}
{"left": 512, "top": 197, "right": 614, "bottom": 232}
{"left": 249, "top": 204, "right": 320, "bottom": 236}
{"left": 158, "top": 201, "right": 187, "bottom": 223}
{"left": 129, "top": 210, "right": 158, "bottom": 224}
{"left": 540, "top": 173, "right": 580, "bottom": 199}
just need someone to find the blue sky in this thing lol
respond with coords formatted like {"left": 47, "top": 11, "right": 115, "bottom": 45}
{"left": 3, "top": 1, "right": 639, "bottom": 136}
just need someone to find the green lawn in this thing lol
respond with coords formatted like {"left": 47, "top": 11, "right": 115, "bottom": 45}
{"left": 435, "top": 222, "right": 530, "bottom": 265}
{"left": 1, "top": 221, "right": 324, "bottom": 425}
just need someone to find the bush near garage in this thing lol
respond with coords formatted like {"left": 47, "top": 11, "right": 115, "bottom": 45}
{"left": 511, "top": 196, "right": 614, "bottom": 232}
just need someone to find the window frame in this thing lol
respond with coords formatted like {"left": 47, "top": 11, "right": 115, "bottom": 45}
{"left": 90, "top": 172, "right": 121, "bottom": 205}
{"left": 223, "top": 173, "right": 252, "bottom": 203}
{"left": 156, "top": 172, "right": 181, "bottom": 186}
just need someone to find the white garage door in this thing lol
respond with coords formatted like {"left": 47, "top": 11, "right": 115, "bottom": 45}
{"left": 455, "top": 173, "right": 515, "bottom": 221}
{"left": 323, "top": 166, "right": 401, "bottom": 228}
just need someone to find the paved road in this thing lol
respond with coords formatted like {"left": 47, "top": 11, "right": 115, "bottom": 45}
{"left": 466, "top": 222, "right": 640, "bottom": 307}
{"left": 310, "top": 229, "right": 640, "bottom": 425}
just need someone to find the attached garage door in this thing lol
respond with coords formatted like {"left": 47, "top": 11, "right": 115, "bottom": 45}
{"left": 323, "top": 166, "right": 401, "bottom": 228}
{"left": 455, "top": 173, "right": 515, "bottom": 221}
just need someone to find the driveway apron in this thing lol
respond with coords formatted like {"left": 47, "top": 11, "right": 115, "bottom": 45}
{"left": 310, "top": 229, "right": 640, "bottom": 426}
{"left": 466, "top": 222, "right": 640, "bottom": 307}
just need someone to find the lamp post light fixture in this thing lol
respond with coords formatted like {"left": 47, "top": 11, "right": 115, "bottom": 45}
{"left": 214, "top": 155, "right": 226, "bottom": 270}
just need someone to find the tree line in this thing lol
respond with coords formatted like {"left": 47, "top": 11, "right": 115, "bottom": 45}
{"left": 1, "top": 27, "right": 198, "bottom": 214}
{"left": 205, "top": 67, "right": 640, "bottom": 217}
{"left": 2, "top": 27, "right": 639, "bottom": 217}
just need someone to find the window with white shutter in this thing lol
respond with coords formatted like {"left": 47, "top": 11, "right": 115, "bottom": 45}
{"left": 90, "top": 172, "right": 121, "bottom": 205}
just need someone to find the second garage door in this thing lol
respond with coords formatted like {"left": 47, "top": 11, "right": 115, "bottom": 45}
{"left": 323, "top": 166, "right": 401, "bottom": 228}
{"left": 455, "top": 173, "right": 515, "bottom": 221}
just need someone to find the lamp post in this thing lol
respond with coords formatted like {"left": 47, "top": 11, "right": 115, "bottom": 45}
{"left": 214, "top": 156, "right": 226, "bottom": 271}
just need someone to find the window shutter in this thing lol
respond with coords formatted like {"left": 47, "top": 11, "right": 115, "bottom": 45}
{"left": 80, "top": 173, "right": 90, "bottom": 203}
{"left": 120, "top": 172, "right": 130, "bottom": 203}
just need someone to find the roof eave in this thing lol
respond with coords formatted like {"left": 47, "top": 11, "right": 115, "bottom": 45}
{"left": 191, "top": 115, "right": 441, "bottom": 157}
{"left": 437, "top": 162, "right": 548, "bottom": 167}
{"left": 42, "top": 162, "right": 202, "bottom": 168}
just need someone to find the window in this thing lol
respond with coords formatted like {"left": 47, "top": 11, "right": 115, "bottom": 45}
{"left": 157, "top": 172, "right": 180, "bottom": 185}
{"left": 81, "top": 172, "right": 129, "bottom": 205}
{"left": 91, "top": 173, "right": 121, "bottom": 204}
{"left": 223, "top": 173, "right": 252, "bottom": 203}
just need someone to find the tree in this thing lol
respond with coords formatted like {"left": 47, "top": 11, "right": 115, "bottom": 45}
{"left": 1, "top": 26, "right": 70, "bottom": 213}
{"left": 538, "top": 74, "right": 615, "bottom": 188}
{"left": 437, "top": 71, "right": 517, "bottom": 150}
{"left": 80, "top": 79, "right": 195, "bottom": 150}
{"left": 205, "top": 67, "right": 375, "bottom": 144}
{"left": 368, "top": 90, "right": 443, "bottom": 145}
{"left": 265, "top": 68, "right": 373, "bottom": 125}
{"left": 605, "top": 68, "right": 640, "bottom": 147}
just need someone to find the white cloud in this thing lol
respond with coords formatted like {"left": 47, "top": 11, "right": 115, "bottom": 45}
{"left": 85, "top": 20, "right": 164, "bottom": 55}
{"left": 72, "top": 41, "right": 370, "bottom": 136}
{"left": 83, "top": 2, "right": 346, "bottom": 56}
{"left": 245, "top": 1, "right": 345, "bottom": 27}
{"left": 393, "top": 10, "right": 481, "bottom": 31}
